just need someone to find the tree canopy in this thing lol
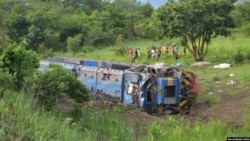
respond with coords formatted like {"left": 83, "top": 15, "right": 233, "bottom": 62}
{"left": 157, "top": 0, "right": 235, "bottom": 61}
{"left": 235, "top": 1, "right": 250, "bottom": 37}
{"left": 0, "top": 0, "right": 157, "bottom": 53}
{"left": 0, "top": 0, "right": 248, "bottom": 60}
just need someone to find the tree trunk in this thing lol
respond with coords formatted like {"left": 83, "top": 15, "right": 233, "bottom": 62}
{"left": 192, "top": 42, "right": 205, "bottom": 62}
{"left": 191, "top": 42, "right": 198, "bottom": 62}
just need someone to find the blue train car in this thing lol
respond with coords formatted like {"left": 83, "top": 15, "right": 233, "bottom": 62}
{"left": 39, "top": 58, "right": 198, "bottom": 114}
{"left": 79, "top": 60, "right": 133, "bottom": 104}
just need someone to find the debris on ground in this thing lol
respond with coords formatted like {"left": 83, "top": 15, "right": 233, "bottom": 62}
{"left": 213, "top": 63, "right": 231, "bottom": 69}
{"left": 191, "top": 61, "right": 211, "bottom": 67}
{"left": 176, "top": 62, "right": 185, "bottom": 66}
{"left": 226, "top": 80, "right": 237, "bottom": 85}
{"left": 209, "top": 92, "right": 214, "bottom": 95}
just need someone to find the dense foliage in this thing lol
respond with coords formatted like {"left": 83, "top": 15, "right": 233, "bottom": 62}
{"left": 238, "top": 2, "right": 250, "bottom": 37}
{"left": 0, "top": 0, "right": 155, "bottom": 53}
{"left": 0, "top": 0, "right": 249, "bottom": 61}
{"left": 0, "top": 40, "right": 39, "bottom": 89}
{"left": 30, "top": 64, "right": 89, "bottom": 110}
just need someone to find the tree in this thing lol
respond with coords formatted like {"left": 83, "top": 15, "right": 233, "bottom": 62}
{"left": 136, "top": 3, "right": 154, "bottom": 18}
{"left": 237, "top": 1, "right": 250, "bottom": 23}
{"left": 59, "top": 11, "right": 87, "bottom": 43}
{"left": 28, "top": 5, "right": 61, "bottom": 32}
{"left": 113, "top": 0, "right": 139, "bottom": 12}
{"left": 81, "top": 0, "right": 105, "bottom": 14}
{"left": 61, "top": 0, "right": 106, "bottom": 14}
{"left": 25, "top": 25, "right": 45, "bottom": 51}
{"left": 157, "top": 0, "right": 235, "bottom": 61}
{"left": 4, "top": 4, "right": 31, "bottom": 42}
{"left": 1, "top": 40, "right": 39, "bottom": 89}
{"left": 235, "top": 2, "right": 250, "bottom": 37}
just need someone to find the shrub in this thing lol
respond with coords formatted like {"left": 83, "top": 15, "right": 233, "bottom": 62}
{"left": 234, "top": 49, "right": 245, "bottom": 64}
{"left": 0, "top": 72, "right": 17, "bottom": 97}
{"left": 246, "top": 51, "right": 250, "bottom": 60}
{"left": 115, "top": 46, "right": 127, "bottom": 56}
{"left": 66, "top": 76, "right": 89, "bottom": 103}
{"left": 1, "top": 41, "right": 39, "bottom": 89}
{"left": 30, "top": 65, "right": 89, "bottom": 110}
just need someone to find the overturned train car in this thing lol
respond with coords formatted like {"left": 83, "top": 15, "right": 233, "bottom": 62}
{"left": 40, "top": 58, "right": 199, "bottom": 114}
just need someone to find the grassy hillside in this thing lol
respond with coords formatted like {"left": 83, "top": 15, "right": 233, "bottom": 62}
{"left": 1, "top": 32, "right": 250, "bottom": 141}
{"left": 54, "top": 32, "right": 250, "bottom": 66}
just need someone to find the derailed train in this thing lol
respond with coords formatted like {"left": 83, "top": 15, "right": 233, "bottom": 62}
{"left": 40, "top": 58, "right": 199, "bottom": 114}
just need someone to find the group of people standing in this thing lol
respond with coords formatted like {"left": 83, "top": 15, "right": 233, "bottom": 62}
{"left": 148, "top": 44, "right": 180, "bottom": 60}
{"left": 148, "top": 46, "right": 161, "bottom": 59}
{"left": 126, "top": 48, "right": 141, "bottom": 63}
{"left": 125, "top": 44, "right": 186, "bottom": 63}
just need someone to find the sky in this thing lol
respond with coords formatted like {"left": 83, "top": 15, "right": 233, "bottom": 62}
{"left": 139, "top": 0, "right": 247, "bottom": 9}
{"left": 139, "top": 0, "right": 167, "bottom": 9}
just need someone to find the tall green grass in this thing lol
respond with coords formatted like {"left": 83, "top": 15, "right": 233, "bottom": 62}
{"left": 0, "top": 90, "right": 134, "bottom": 141}
{"left": 0, "top": 90, "right": 88, "bottom": 141}
{"left": 144, "top": 116, "right": 250, "bottom": 141}
{"left": 1, "top": 89, "right": 250, "bottom": 141}
{"left": 207, "top": 33, "right": 250, "bottom": 63}
{"left": 79, "top": 108, "right": 135, "bottom": 141}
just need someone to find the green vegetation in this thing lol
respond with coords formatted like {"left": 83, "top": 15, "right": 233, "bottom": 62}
{"left": 146, "top": 118, "right": 250, "bottom": 141}
{"left": 157, "top": 0, "right": 235, "bottom": 61}
{"left": 0, "top": 33, "right": 250, "bottom": 141}
{"left": 1, "top": 88, "right": 250, "bottom": 141}
{"left": 0, "top": 40, "right": 39, "bottom": 89}
{"left": 0, "top": 91, "right": 89, "bottom": 141}
{"left": 55, "top": 32, "right": 250, "bottom": 66}
{"left": 0, "top": 0, "right": 250, "bottom": 140}
{"left": 29, "top": 64, "right": 89, "bottom": 110}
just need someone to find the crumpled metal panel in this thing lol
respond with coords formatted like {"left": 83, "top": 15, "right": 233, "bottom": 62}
{"left": 123, "top": 71, "right": 147, "bottom": 105}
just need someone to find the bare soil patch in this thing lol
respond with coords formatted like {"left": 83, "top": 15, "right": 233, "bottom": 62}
{"left": 189, "top": 84, "right": 250, "bottom": 127}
